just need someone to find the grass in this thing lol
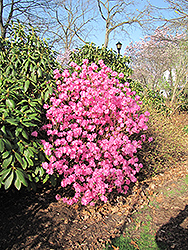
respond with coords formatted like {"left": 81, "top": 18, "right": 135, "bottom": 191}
{"left": 184, "top": 125, "right": 188, "bottom": 133}
{"left": 104, "top": 219, "right": 166, "bottom": 250}
{"left": 105, "top": 235, "right": 137, "bottom": 250}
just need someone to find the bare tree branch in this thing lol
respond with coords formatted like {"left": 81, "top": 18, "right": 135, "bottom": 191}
{"left": 43, "top": 0, "right": 96, "bottom": 50}
{"left": 97, "top": 0, "right": 152, "bottom": 48}
{"left": 0, "top": 0, "right": 54, "bottom": 38}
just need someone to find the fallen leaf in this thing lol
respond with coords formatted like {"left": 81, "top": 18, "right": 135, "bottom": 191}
{"left": 74, "top": 204, "right": 79, "bottom": 210}
{"left": 130, "top": 240, "right": 139, "bottom": 249}
{"left": 135, "top": 221, "right": 141, "bottom": 230}
{"left": 112, "top": 245, "right": 119, "bottom": 250}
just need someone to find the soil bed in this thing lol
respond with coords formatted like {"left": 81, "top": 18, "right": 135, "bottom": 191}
{"left": 0, "top": 160, "right": 188, "bottom": 249}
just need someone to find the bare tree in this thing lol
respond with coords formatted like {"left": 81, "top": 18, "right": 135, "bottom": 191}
{"left": 43, "top": 0, "right": 96, "bottom": 50}
{"left": 164, "top": 0, "right": 188, "bottom": 31}
{"left": 125, "top": 27, "right": 188, "bottom": 110}
{"left": 0, "top": 0, "right": 53, "bottom": 39}
{"left": 97, "top": 0, "right": 152, "bottom": 48}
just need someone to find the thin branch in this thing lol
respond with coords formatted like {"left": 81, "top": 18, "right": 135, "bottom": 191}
{"left": 97, "top": 0, "right": 106, "bottom": 21}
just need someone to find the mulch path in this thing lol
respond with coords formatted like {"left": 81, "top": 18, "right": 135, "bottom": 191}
{"left": 0, "top": 160, "right": 188, "bottom": 250}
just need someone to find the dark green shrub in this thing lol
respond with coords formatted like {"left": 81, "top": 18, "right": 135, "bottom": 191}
{"left": 70, "top": 43, "right": 133, "bottom": 81}
{"left": 70, "top": 43, "right": 146, "bottom": 96}
{"left": 0, "top": 22, "right": 60, "bottom": 190}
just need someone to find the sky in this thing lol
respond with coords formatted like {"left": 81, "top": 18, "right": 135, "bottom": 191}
{"left": 1, "top": 0, "right": 179, "bottom": 54}
{"left": 90, "top": 0, "right": 176, "bottom": 55}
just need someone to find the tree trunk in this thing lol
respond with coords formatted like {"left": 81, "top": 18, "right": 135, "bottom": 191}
{"left": 104, "top": 30, "right": 109, "bottom": 48}
{"left": 0, "top": 26, "right": 6, "bottom": 38}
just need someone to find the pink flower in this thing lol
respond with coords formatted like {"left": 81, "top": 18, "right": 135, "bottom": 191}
{"left": 40, "top": 60, "right": 151, "bottom": 206}
{"left": 53, "top": 69, "right": 59, "bottom": 74}
{"left": 118, "top": 73, "right": 124, "bottom": 78}
{"left": 42, "top": 162, "right": 48, "bottom": 170}
{"left": 148, "top": 137, "right": 153, "bottom": 142}
{"left": 144, "top": 111, "right": 150, "bottom": 116}
{"left": 55, "top": 194, "right": 61, "bottom": 201}
{"left": 82, "top": 59, "right": 89, "bottom": 65}
{"left": 43, "top": 104, "right": 49, "bottom": 109}
{"left": 111, "top": 71, "right": 118, "bottom": 77}
{"left": 100, "top": 195, "right": 108, "bottom": 203}
{"left": 31, "top": 131, "right": 38, "bottom": 137}
{"left": 141, "top": 134, "right": 146, "bottom": 142}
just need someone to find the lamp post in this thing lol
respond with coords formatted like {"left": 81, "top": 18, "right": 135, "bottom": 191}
{"left": 116, "top": 41, "right": 122, "bottom": 55}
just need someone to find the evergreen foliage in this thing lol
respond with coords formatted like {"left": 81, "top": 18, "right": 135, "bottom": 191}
{"left": 0, "top": 22, "right": 60, "bottom": 190}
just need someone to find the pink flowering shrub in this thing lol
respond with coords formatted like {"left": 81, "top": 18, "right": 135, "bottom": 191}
{"left": 41, "top": 59, "right": 152, "bottom": 206}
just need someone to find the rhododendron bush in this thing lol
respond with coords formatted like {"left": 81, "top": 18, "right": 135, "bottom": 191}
{"left": 41, "top": 59, "right": 152, "bottom": 206}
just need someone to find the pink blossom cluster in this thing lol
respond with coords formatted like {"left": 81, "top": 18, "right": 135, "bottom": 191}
{"left": 41, "top": 59, "right": 152, "bottom": 206}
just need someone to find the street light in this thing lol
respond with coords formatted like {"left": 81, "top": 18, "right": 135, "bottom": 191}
{"left": 116, "top": 41, "right": 122, "bottom": 55}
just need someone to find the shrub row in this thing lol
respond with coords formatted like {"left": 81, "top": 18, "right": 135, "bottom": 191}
{"left": 0, "top": 22, "right": 60, "bottom": 190}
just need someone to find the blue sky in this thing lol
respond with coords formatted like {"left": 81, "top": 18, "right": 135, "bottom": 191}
{"left": 90, "top": 0, "right": 176, "bottom": 54}
{"left": 1, "top": 0, "right": 178, "bottom": 54}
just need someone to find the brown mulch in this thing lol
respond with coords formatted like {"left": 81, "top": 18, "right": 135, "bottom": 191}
{"left": 0, "top": 160, "right": 187, "bottom": 250}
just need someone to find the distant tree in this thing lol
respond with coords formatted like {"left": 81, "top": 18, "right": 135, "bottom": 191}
{"left": 125, "top": 27, "right": 188, "bottom": 109}
{"left": 43, "top": 0, "right": 96, "bottom": 50}
{"left": 0, "top": 0, "right": 53, "bottom": 39}
{"left": 164, "top": 0, "right": 188, "bottom": 31}
{"left": 97, "top": 0, "right": 153, "bottom": 48}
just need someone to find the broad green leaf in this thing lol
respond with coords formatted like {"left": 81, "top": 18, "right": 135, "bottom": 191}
{"left": 6, "top": 118, "right": 19, "bottom": 126}
{"left": 0, "top": 139, "right": 4, "bottom": 153}
{"left": 39, "top": 167, "right": 44, "bottom": 177}
{"left": 27, "top": 148, "right": 34, "bottom": 157}
{"left": 35, "top": 167, "right": 39, "bottom": 175}
{"left": 34, "top": 176, "right": 39, "bottom": 182}
{"left": 24, "top": 153, "right": 34, "bottom": 166}
{"left": 17, "top": 100, "right": 28, "bottom": 105}
{"left": 27, "top": 174, "right": 32, "bottom": 182}
{"left": 1, "top": 125, "right": 6, "bottom": 134}
{"left": 14, "top": 152, "right": 23, "bottom": 165}
{"left": 24, "top": 80, "right": 30, "bottom": 93}
{"left": 29, "top": 116, "right": 41, "bottom": 122}
{"left": 6, "top": 99, "right": 15, "bottom": 109}
{"left": 37, "top": 68, "right": 43, "bottom": 78}
{"left": 0, "top": 168, "right": 11, "bottom": 180}
{"left": 42, "top": 174, "right": 49, "bottom": 184}
{"left": 6, "top": 66, "right": 11, "bottom": 75}
{"left": 24, "top": 149, "right": 30, "bottom": 158}
{"left": 4, "top": 170, "right": 14, "bottom": 190}
{"left": 20, "top": 105, "right": 29, "bottom": 112}
{"left": 31, "top": 72, "right": 37, "bottom": 82}
{"left": 2, "top": 150, "right": 10, "bottom": 159}
{"left": 22, "top": 122, "right": 37, "bottom": 127}
{"left": 48, "top": 86, "right": 53, "bottom": 95}
{"left": 22, "top": 157, "right": 28, "bottom": 170}
{"left": 7, "top": 129, "right": 14, "bottom": 138}
{"left": 22, "top": 130, "right": 28, "bottom": 140}
{"left": 15, "top": 168, "right": 28, "bottom": 187}
{"left": 30, "top": 63, "right": 33, "bottom": 72}
{"left": 44, "top": 90, "right": 50, "bottom": 101}
{"left": 28, "top": 146, "right": 38, "bottom": 154}
{"left": 3, "top": 139, "right": 12, "bottom": 150}
{"left": 14, "top": 175, "right": 21, "bottom": 190}
{"left": 2, "top": 155, "right": 13, "bottom": 168}
{"left": 15, "top": 127, "right": 23, "bottom": 137}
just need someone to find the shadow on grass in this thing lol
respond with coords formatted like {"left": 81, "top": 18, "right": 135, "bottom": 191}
{"left": 156, "top": 205, "right": 188, "bottom": 250}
